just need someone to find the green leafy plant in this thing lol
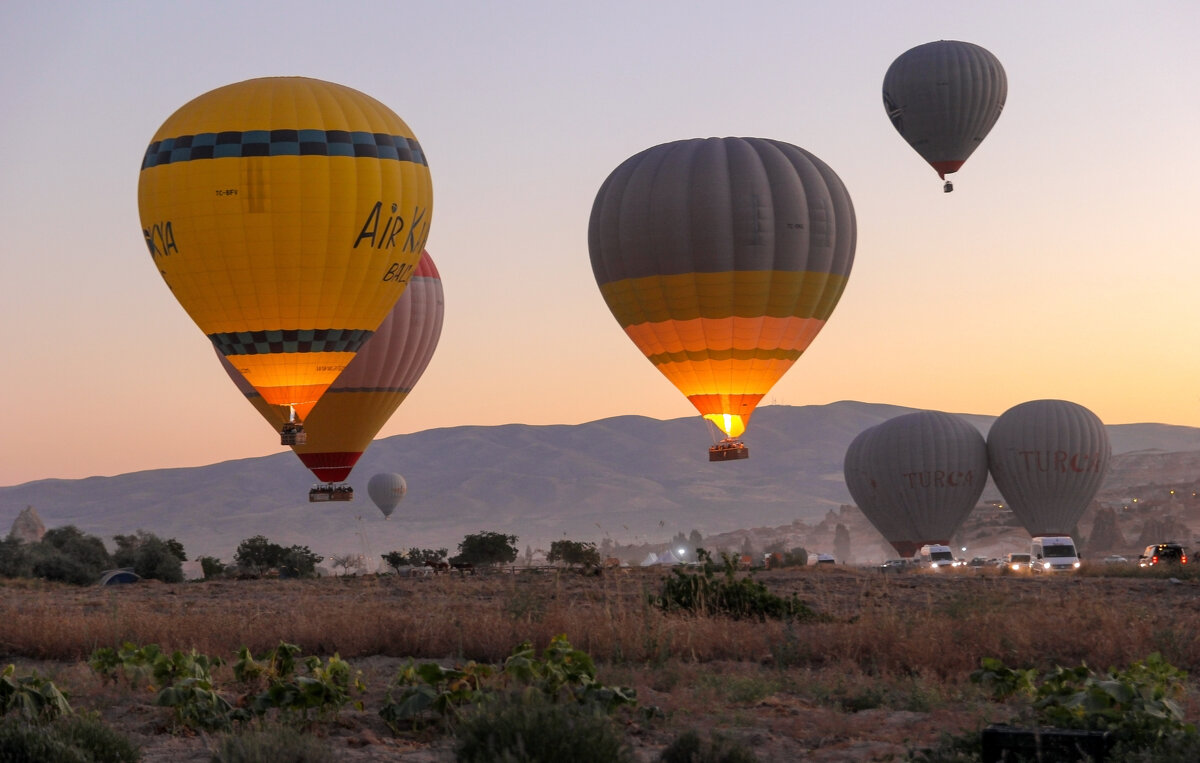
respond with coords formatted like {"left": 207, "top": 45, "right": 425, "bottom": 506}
{"left": 970, "top": 653, "right": 1196, "bottom": 753}
{"left": 379, "top": 635, "right": 637, "bottom": 733}
{"left": 0, "top": 664, "right": 72, "bottom": 721}
{"left": 155, "top": 675, "right": 238, "bottom": 731}
{"left": 233, "top": 643, "right": 364, "bottom": 724}
{"left": 653, "top": 549, "right": 823, "bottom": 621}
{"left": 89, "top": 642, "right": 223, "bottom": 692}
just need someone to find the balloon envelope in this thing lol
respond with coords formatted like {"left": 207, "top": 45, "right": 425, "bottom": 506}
{"left": 882, "top": 40, "right": 1007, "bottom": 180}
{"left": 844, "top": 411, "right": 988, "bottom": 557}
{"left": 986, "top": 400, "right": 1110, "bottom": 536}
{"left": 588, "top": 137, "right": 856, "bottom": 439}
{"left": 220, "top": 251, "right": 444, "bottom": 481}
{"left": 140, "top": 76, "right": 433, "bottom": 422}
{"left": 367, "top": 473, "right": 407, "bottom": 518}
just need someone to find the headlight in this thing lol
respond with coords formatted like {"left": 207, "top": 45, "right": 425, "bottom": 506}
{"left": 1073, "top": 561, "right": 1081, "bottom": 568}
{"left": 1043, "top": 562, "right": 1051, "bottom": 570}
{"left": 1011, "top": 564, "right": 1021, "bottom": 571}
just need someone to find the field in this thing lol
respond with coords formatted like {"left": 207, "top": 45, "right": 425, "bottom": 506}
{"left": 3, "top": 564, "right": 1200, "bottom": 761}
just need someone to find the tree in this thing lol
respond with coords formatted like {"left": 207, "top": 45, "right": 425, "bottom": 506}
{"left": 452, "top": 531, "right": 518, "bottom": 566}
{"left": 112, "top": 531, "right": 183, "bottom": 583}
{"left": 382, "top": 550, "right": 409, "bottom": 573}
{"left": 546, "top": 540, "right": 601, "bottom": 568}
{"left": 198, "top": 556, "right": 225, "bottom": 579}
{"left": 784, "top": 547, "right": 808, "bottom": 568}
{"left": 234, "top": 535, "right": 287, "bottom": 575}
{"left": 739, "top": 536, "right": 755, "bottom": 559}
{"left": 279, "top": 545, "right": 323, "bottom": 578}
{"left": 404, "top": 547, "right": 447, "bottom": 565}
{"left": 30, "top": 526, "right": 113, "bottom": 585}
{"left": 688, "top": 529, "right": 703, "bottom": 550}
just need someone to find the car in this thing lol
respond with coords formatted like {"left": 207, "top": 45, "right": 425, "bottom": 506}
{"left": 1000, "top": 553, "right": 1031, "bottom": 572}
{"left": 1103, "top": 555, "right": 1128, "bottom": 565}
{"left": 879, "top": 559, "right": 908, "bottom": 573}
{"left": 1137, "top": 543, "right": 1188, "bottom": 567}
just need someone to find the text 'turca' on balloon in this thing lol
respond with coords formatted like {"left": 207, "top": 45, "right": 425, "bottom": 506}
{"left": 139, "top": 77, "right": 434, "bottom": 443}
{"left": 588, "top": 137, "right": 856, "bottom": 461}
{"left": 844, "top": 410, "right": 988, "bottom": 558}
{"left": 986, "top": 399, "right": 1110, "bottom": 537}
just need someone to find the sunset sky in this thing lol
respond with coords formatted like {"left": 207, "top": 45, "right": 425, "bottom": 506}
{"left": 2, "top": 1, "right": 1198, "bottom": 486}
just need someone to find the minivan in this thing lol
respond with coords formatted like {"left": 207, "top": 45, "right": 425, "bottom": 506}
{"left": 1030, "top": 536, "right": 1081, "bottom": 573}
{"left": 917, "top": 544, "right": 955, "bottom": 569}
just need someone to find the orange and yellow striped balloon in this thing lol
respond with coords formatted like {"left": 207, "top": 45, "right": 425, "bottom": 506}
{"left": 219, "top": 251, "right": 444, "bottom": 482}
{"left": 139, "top": 77, "right": 433, "bottom": 422}
{"left": 588, "top": 137, "right": 855, "bottom": 439}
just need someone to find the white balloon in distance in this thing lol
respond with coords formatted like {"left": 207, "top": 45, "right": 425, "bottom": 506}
{"left": 367, "top": 473, "right": 407, "bottom": 519}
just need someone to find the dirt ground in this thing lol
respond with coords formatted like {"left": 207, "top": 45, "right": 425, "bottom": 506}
{"left": 5, "top": 565, "right": 1199, "bottom": 761}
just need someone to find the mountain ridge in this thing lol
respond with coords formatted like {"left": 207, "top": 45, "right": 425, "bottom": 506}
{"left": 4, "top": 402, "right": 1199, "bottom": 561}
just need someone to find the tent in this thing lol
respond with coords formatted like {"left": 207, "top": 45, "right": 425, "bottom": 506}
{"left": 98, "top": 569, "right": 140, "bottom": 586}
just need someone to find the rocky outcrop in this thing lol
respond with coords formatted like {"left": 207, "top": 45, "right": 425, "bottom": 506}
{"left": 8, "top": 506, "right": 46, "bottom": 544}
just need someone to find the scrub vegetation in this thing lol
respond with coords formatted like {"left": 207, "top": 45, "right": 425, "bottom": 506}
{"left": 2, "top": 564, "right": 1200, "bottom": 760}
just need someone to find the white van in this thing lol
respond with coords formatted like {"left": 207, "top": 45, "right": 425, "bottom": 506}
{"left": 1030, "top": 536, "right": 1081, "bottom": 573}
{"left": 917, "top": 544, "right": 955, "bottom": 569}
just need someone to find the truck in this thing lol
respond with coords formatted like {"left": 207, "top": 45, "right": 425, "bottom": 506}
{"left": 1030, "top": 536, "right": 1081, "bottom": 573}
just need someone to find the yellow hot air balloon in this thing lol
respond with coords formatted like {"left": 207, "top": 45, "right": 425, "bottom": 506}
{"left": 588, "top": 137, "right": 856, "bottom": 460}
{"left": 138, "top": 77, "right": 433, "bottom": 443}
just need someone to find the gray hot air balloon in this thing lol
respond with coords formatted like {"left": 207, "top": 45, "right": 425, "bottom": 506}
{"left": 589, "top": 137, "right": 856, "bottom": 458}
{"left": 883, "top": 40, "right": 1007, "bottom": 192}
{"left": 844, "top": 411, "right": 989, "bottom": 558}
{"left": 986, "top": 400, "right": 1110, "bottom": 537}
{"left": 367, "top": 473, "right": 407, "bottom": 519}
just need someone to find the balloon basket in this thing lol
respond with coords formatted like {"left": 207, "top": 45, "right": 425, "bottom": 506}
{"left": 281, "top": 423, "right": 307, "bottom": 446}
{"left": 310, "top": 484, "right": 353, "bottom": 502}
{"left": 709, "top": 440, "right": 749, "bottom": 462}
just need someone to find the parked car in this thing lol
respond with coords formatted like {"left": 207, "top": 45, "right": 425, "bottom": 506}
{"left": 879, "top": 559, "right": 908, "bottom": 573}
{"left": 1137, "top": 543, "right": 1188, "bottom": 567}
{"left": 1000, "top": 553, "right": 1031, "bottom": 572}
{"left": 1103, "top": 555, "right": 1128, "bottom": 565}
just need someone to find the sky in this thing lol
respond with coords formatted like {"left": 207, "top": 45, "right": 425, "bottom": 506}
{"left": 2, "top": 0, "right": 1199, "bottom": 486}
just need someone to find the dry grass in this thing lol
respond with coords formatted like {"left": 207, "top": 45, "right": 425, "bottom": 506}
{"left": 3, "top": 565, "right": 1200, "bottom": 760}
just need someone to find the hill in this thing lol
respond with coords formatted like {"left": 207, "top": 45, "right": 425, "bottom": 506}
{"left": 3, "top": 402, "right": 1199, "bottom": 562}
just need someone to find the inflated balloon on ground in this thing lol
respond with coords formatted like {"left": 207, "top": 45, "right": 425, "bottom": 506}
{"left": 987, "top": 399, "right": 1110, "bottom": 537}
{"left": 844, "top": 410, "right": 988, "bottom": 557}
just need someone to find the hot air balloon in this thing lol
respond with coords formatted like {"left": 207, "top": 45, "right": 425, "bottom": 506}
{"left": 844, "top": 411, "right": 988, "bottom": 558}
{"left": 139, "top": 77, "right": 434, "bottom": 444}
{"left": 986, "top": 400, "right": 1110, "bottom": 537}
{"left": 882, "top": 40, "right": 1006, "bottom": 192}
{"left": 219, "top": 251, "right": 444, "bottom": 501}
{"left": 367, "top": 473, "right": 407, "bottom": 519}
{"left": 588, "top": 137, "right": 856, "bottom": 461}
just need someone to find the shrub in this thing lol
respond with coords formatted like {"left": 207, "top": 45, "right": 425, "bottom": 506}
{"left": 453, "top": 690, "right": 633, "bottom": 763}
{"left": 659, "top": 729, "right": 758, "bottom": 763}
{"left": 0, "top": 713, "right": 138, "bottom": 763}
{"left": 653, "top": 550, "right": 823, "bottom": 621}
{"left": 209, "top": 722, "right": 335, "bottom": 763}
